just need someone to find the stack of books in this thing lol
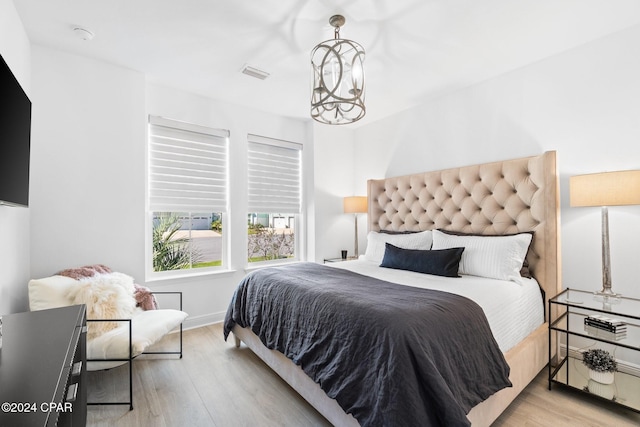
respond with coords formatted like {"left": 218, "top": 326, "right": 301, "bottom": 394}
{"left": 584, "top": 314, "right": 627, "bottom": 340}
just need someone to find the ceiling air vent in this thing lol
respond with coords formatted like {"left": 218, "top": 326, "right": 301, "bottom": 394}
{"left": 241, "top": 64, "right": 270, "bottom": 80}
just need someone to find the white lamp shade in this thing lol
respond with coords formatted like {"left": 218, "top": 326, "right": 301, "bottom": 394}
{"left": 343, "top": 196, "right": 367, "bottom": 214}
{"left": 570, "top": 170, "right": 640, "bottom": 207}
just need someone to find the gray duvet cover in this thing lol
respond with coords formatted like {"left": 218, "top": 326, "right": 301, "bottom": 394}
{"left": 223, "top": 262, "right": 511, "bottom": 427}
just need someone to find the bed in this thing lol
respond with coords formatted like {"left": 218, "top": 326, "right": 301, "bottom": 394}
{"left": 224, "top": 151, "right": 560, "bottom": 426}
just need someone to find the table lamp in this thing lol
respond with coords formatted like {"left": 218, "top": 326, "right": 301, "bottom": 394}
{"left": 570, "top": 170, "right": 640, "bottom": 296}
{"left": 343, "top": 196, "right": 368, "bottom": 258}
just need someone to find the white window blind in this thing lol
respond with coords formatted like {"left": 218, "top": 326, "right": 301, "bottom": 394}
{"left": 148, "top": 116, "right": 229, "bottom": 212}
{"left": 248, "top": 134, "right": 302, "bottom": 213}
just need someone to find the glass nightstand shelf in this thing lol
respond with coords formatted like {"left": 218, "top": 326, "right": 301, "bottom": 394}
{"left": 323, "top": 257, "right": 358, "bottom": 263}
{"left": 548, "top": 288, "right": 640, "bottom": 413}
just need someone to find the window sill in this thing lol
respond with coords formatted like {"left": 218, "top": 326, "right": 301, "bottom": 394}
{"left": 146, "top": 267, "right": 237, "bottom": 284}
{"left": 243, "top": 259, "right": 303, "bottom": 273}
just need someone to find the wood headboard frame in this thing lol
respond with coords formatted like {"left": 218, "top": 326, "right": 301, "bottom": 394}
{"left": 367, "top": 151, "right": 561, "bottom": 318}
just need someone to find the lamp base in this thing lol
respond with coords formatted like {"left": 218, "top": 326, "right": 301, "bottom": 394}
{"left": 593, "top": 292, "right": 622, "bottom": 307}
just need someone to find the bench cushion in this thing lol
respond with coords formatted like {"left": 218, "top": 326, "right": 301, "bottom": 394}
{"left": 87, "top": 308, "right": 188, "bottom": 370}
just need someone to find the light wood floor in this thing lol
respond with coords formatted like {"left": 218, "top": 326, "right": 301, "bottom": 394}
{"left": 87, "top": 323, "right": 640, "bottom": 427}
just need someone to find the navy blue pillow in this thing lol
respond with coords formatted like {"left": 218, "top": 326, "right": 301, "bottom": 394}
{"left": 380, "top": 243, "right": 464, "bottom": 277}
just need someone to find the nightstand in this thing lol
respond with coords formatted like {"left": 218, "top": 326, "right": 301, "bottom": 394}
{"left": 323, "top": 257, "right": 358, "bottom": 263}
{"left": 548, "top": 288, "right": 640, "bottom": 412}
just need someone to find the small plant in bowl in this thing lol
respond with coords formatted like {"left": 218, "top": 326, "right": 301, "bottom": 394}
{"left": 582, "top": 348, "right": 617, "bottom": 384}
{"left": 583, "top": 348, "right": 617, "bottom": 372}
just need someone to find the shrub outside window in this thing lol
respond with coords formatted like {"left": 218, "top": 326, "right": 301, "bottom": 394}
{"left": 247, "top": 213, "right": 296, "bottom": 263}
{"left": 152, "top": 212, "right": 223, "bottom": 271}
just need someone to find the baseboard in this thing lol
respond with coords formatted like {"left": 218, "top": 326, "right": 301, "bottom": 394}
{"left": 181, "top": 311, "right": 226, "bottom": 330}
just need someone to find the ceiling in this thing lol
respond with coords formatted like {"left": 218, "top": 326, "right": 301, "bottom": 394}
{"left": 14, "top": 0, "right": 640, "bottom": 127}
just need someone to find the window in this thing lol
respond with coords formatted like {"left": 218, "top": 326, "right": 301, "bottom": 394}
{"left": 152, "top": 212, "right": 223, "bottom": 270}
{"left": 148, "top": 116, "right": 228, "bottom": 274}
{"left": 247, "top": 134, "right": 302, "bottom": 264}
{"left": 247, "top": 213, "right": 296, "bottom": 262}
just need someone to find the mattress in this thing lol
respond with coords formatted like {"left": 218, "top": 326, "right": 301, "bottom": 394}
{"left": 330, "top": 258, "right": 544, "bottom": 353}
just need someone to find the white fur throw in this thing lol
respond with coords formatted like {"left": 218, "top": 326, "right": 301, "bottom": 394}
{"left": 66, "top": 272, "right": 137, "bottom": 340}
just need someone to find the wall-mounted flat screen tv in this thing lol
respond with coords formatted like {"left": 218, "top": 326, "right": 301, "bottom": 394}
{"left": 0, "top": 53, "right": 31, "bottom": 207}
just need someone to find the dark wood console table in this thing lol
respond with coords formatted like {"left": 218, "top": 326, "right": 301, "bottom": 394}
{"left": 0, "top": 305, "right": 87, "bottom": 427}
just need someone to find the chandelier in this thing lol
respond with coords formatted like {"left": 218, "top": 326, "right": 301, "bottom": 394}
{"left": 311, "top": 15, "right": 365, "bottom": 125}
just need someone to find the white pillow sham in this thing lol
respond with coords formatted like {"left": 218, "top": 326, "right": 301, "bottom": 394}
{"left": 363, "top": 230, "right": 433, "bottom": 264}
{"left": 431, "top": 229, "right": 532, "bottom": 283}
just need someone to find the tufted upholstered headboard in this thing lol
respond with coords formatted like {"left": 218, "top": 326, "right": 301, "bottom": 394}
{"left": 367, "top": 151, "right": 561, "bottom": 317}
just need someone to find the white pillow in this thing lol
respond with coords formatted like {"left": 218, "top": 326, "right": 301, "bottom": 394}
{"left": 431, "top": 229, "right": 532, "bottom": 283}
{"left": 363, "top": 230, "right": 433, "bottom": 264}
{"left": 28, "top": 275, "right": 79, "bottom": 311}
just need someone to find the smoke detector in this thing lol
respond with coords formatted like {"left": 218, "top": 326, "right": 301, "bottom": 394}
{"left": 73, "top": 27, "right": 95, "bottom": 41}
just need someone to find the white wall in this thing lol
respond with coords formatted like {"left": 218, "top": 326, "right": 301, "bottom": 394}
{"left": 312, "top": 124, "right": 366, "bottom": 261}
{"left": 30, "top": 46, "right": 147, "bottom": 282}
{"left": 351, "top": 24, "right": 640, "bottom": 300}
{"left": 0, "top": 0, "right": 32, "bottom": 315}
{"left": 28, "top": 46, "right": 311, "bottom": 328}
